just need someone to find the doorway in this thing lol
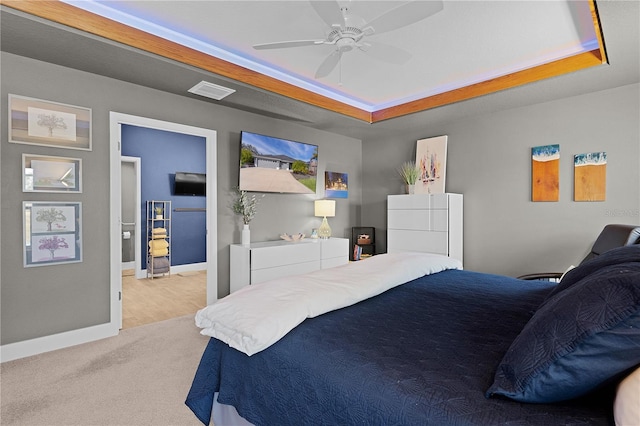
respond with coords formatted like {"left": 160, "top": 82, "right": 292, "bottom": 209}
{"left": 109, "top": 112, "right": 218, "bottom": 331}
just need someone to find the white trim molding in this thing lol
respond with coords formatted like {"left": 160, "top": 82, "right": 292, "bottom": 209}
{"left": 0, "top": 323, "right": 117, "bottom": 363}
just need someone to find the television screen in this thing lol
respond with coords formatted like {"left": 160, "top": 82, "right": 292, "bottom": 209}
{"left": 174, "top": 171, "right": 206, "bottom": 196}
{"left": 239, "top": 131, "right": 318, "bottom": 194}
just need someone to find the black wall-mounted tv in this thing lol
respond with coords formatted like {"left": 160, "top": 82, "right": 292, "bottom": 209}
{"left": 174, "top": 172, "right": 206, "bottom": 196}
{"left": 239, "top": 131, "right": 318, "bottom": 194}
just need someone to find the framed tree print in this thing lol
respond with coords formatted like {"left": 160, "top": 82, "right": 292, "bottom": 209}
{"left": 23, "top": 201, "right": 82, "bottom": 267}
{"left": 9, "top": 95, "right": 92, "bottom": 150}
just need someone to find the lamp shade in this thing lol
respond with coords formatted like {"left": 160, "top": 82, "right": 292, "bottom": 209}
{"left": 314, "top": 199, "right": 335, "bottom": 217}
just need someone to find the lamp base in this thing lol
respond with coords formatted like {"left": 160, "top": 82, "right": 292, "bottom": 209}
{"left": 318, "top": 216, "right": 332, "bottom": 239}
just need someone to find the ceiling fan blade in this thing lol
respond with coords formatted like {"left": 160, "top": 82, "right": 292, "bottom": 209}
{"left": 309, "top": 1, "right": 345, "bottom": 28}
{"left": 365, "top": 0, "right": 444, "bottom": 35}
{"left": 315, "top": 50, "right": 342, "bottom": 78}
{"left": 253, "top": 40, "right": 324, "bottom": 50}
{"left": 359, "top": 41, "right": 412, "bottom": 65}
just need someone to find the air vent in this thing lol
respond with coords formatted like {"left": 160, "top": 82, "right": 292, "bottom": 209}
{"left": 188, "top": 81, "right": 236, "bottom": 100}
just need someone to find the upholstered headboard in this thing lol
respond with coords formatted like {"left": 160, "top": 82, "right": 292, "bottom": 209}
{"left": 584, "top": 224, "right": 640, "bottom": 263}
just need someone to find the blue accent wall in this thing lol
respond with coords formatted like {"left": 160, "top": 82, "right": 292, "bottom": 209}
{"left": 121, "top": 124, "right": 206, "bottom": 268}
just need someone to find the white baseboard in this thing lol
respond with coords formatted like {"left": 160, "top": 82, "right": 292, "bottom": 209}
{"left": 1, "top": 262, "right": 207, "bottom": 363}
{"left": 121, "top": 261, "right": 135, "bottom": 270}
{"left": 0, "top": 322, "right": 118, "bottom": 363}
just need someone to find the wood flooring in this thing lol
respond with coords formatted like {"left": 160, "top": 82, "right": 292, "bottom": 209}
{"left": 121, "top": 270, "right": 207, "bottom": 329}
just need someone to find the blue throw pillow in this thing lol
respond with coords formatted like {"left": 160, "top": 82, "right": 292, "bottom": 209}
{"left": 486, "top": 261, "right": 640, "bottom": 403}
{"left": 541, "top": 245, "right": 640, "bottom": 305}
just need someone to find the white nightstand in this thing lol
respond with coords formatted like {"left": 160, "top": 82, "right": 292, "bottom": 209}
{"left": 229, "top": 237, "right": 349, "bottom": 293}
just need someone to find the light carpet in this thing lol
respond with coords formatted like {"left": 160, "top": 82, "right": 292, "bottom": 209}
{"left": 1, "top": 314, "right": 210, "bottom": 426}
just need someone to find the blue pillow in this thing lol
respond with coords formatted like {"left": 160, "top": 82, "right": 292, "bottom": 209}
{"left": 541, "top": 244, "right": 640, "bottom": 305}
{"left": 486, "top": 261, "right": 640, "bottom": 403}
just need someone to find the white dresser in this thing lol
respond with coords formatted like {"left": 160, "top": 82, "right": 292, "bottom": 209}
{"left": 229, "top": 238, "right": 349, "bottom": 293}
{"left": 387, "top": 193, "right": 463, "bottom": 264}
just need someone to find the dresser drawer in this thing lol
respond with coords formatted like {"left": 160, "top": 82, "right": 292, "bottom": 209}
{"left": 387, "top": 230, "right": 448, "bottom": 255}
{"left": 251, "top": 260, "right": 320, "bottom": 284}
{"left": 230, "top": 238, "right": 350, "bottom": 293}
{"left": 250, "top": 242, "right": 319, "bottom": 270}
{"left": 388, "top": 209, "right": 448, "bottom": 231}
{"left": 387, "top": 193, "right": 449, "bottom": 210}
{"left": 320, "top": 238, "right": 349, "bottom": 260}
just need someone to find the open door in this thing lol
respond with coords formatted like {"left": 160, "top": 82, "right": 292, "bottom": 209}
{"left": 109, "top": 112, "right": 218, "bottom": 333}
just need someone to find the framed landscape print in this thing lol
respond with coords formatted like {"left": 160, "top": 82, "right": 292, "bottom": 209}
{"left": 9, "top": 94, "right": 92, "bottom": 150}
{"left": 23, "top": 201, "right": 82, "bottom": 267}
{"left": 22, "top": 154, "right": 82, "bottom": 193}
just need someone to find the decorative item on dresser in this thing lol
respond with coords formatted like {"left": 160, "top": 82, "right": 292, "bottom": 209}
{"left": 229, "top": 238, "right": 349, "bottom": 293}
{"left": 387, "top": 193, "right": 463, "bottom": 264}
{"left": 232, "top": 187, "right": 262, "bottom": 246}
{"left": 146, "top": 200, "right": 171, "bottom": 278}
{"left": 314, "top": 199, "right": 335, "bottom": 239}
{"left": 415, "top": 135, "right": 448, "bottom": 194}
{"left": 397, "top": 161, "right": 419, "bottom": 194}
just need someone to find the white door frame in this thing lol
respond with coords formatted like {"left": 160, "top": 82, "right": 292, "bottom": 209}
{"left": 109, "top": 112, "right": 218, "bottom": 331}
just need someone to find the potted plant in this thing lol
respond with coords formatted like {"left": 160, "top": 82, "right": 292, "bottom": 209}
{"left": 232, "top": 187, "right": 263, "bottom": 245}
{"left": 398, "top": 161, "right": 419, "bottom": 194}
{"left": 154, "top": 206, "right": 163, "bottom": 220}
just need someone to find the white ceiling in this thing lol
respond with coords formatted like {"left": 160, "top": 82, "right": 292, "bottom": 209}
{"left": 63, "top": 0, "right": 600, "bottom": 112}
{"left": 1, "top": 1, "right": 637, "bottom": 141}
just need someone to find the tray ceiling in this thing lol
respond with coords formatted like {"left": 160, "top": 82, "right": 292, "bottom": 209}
{"left": 3, "top": 0, "right": 607, "bottom": 123}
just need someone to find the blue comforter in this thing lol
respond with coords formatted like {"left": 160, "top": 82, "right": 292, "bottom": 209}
{"left": 186, "top": 269, "right": 613, "bottom": 425}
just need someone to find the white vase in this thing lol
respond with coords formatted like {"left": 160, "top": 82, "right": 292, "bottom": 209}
{"left": 406, "top": 184, "right": 416, "bottom": 194}
{"left": 242, "top": 224, "right": 250, "bottom": 246}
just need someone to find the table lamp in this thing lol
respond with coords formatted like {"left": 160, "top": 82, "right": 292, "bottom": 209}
{"left": 314, "top": 199, "right": 335, "bottom": 239}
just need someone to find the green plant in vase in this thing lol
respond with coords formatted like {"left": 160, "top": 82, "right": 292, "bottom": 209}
{"left": 154, "top": 206, "right": 164, "bottom": 219}
{"left": 398, "top": 161, "right": 419, "bottom": 194}
{"left": 232, "top": 187, "right": 264, "bottom": 246}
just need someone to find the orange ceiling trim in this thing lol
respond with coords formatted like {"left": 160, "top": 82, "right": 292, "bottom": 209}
{"left": 372, "top": 48, "right": 607, "bottom": 123}
{"left": 2, "top": 0, "right": 607, "bottom": 125}
{"left": 2, "top": 0, "right": 372, "bottom": 122}
{"left": 589, "top": 0, "right": 609, "bottom": 65}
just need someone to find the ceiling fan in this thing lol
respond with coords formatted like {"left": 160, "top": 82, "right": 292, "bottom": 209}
{"left": 253, "top": 0, "right": 444, "bottom": 80}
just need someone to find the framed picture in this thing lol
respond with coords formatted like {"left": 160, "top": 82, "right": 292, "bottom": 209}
{"left": 23, "top": 201, "right": 82, "bottom": 267}
{"left": 531, "top": 144, "right": 560, "bottom": 202}
{"left": 9, "top": 94, "right": 92, "bottom": 150}
{"left": 415, "top": 135, "right": 447, "bottom": 194}
{"left": 22, "top": 154, "right": 82, "bottom": 193}
{"left": 574, "top": 152, "right": 606, "bottom": 201}
{"left": 324, "top": 171, "right": 348, "bottom": 198}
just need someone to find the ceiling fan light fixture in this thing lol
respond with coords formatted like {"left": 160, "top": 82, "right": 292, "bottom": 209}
{"left": 188, "top": 81, "right": 236, "bottom": 100}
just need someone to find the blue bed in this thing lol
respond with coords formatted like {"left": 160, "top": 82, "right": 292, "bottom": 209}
{"left": 186, "top": 247, "right": 640, "bottom": 425}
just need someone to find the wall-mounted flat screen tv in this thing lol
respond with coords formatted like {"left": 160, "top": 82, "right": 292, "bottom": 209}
{"left": 174, "top": 171, "right": 206, "bottom": 196}
{"left": 239, "top": 131, "right": 318, "bottom": 194}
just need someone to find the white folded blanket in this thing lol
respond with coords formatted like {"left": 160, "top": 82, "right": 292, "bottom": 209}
{"left": 195, "top": 252, "right": 462, "bottom": 356}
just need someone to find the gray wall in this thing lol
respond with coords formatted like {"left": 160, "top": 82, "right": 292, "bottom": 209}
{"left": 362, "top": 83, "right": 640, "bottom": 277}
{"left": 2, "top": 49, "right": 638, "bottom": 348}
{"left": 1, "top": 52, "right": 362, "bottom": 345}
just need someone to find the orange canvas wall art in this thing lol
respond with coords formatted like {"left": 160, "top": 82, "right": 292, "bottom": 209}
{"left": 531, "top": 144, "right": 560, "bottom": 202}
{"left": 574, "top": 152, "right": 606, "bottom": 201}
